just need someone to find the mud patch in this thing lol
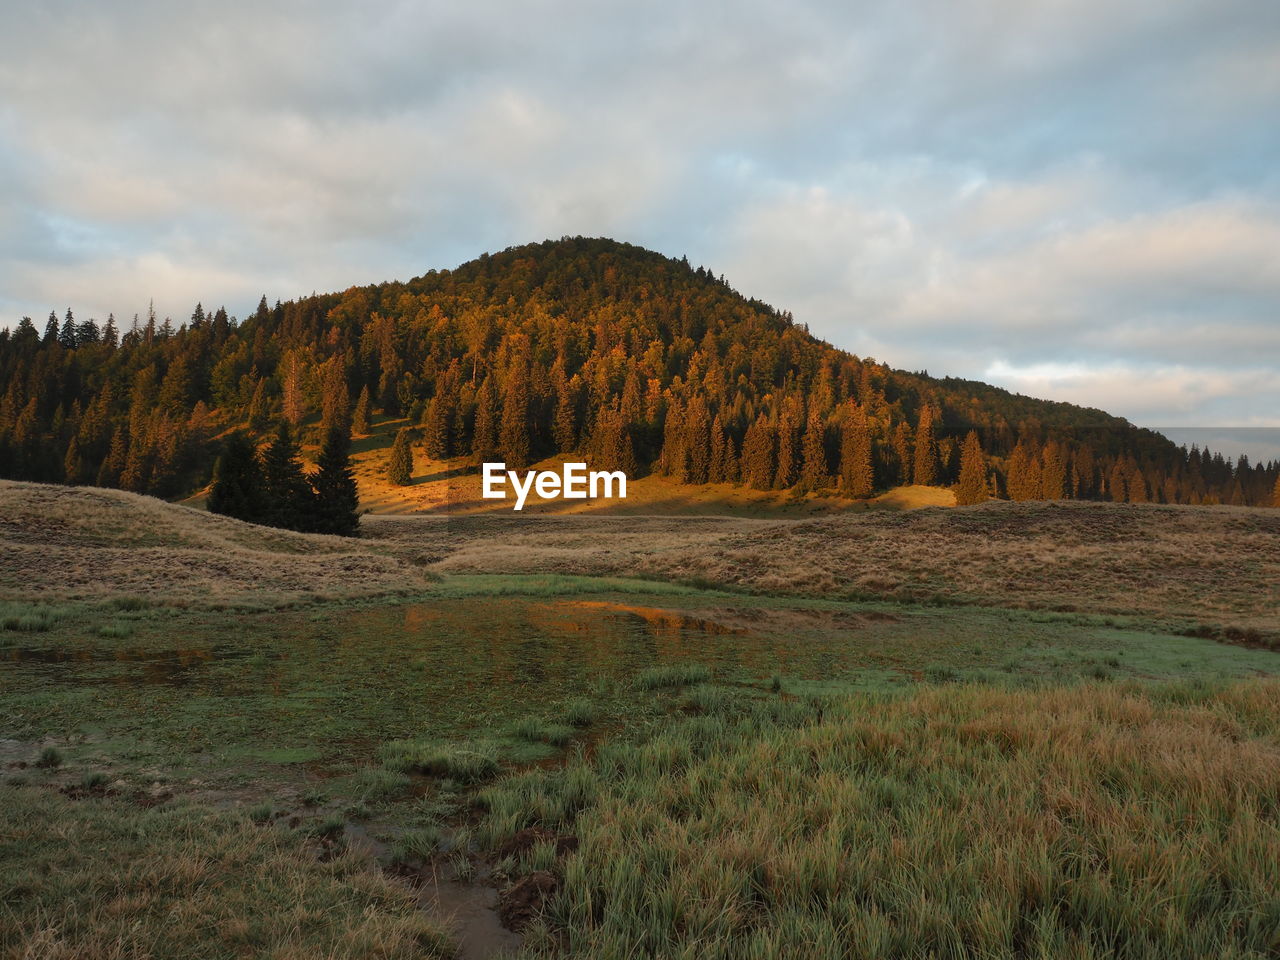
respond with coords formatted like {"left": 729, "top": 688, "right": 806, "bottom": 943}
{"left": 498, "top": 870, "right": 558, "bottom": 932}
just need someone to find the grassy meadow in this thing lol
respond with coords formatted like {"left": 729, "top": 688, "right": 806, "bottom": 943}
{"left": 2, "top": 479, "right": 1279, "bottom": 958}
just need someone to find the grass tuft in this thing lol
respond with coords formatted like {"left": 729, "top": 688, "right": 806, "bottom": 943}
{"left": 380, "top": 740, "right": 500, "bottom": 783}
{"left": 636, "top": 663, "right": 712, "bottom": 690}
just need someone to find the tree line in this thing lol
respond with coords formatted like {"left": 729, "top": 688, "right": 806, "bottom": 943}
{"left": 1, "top": 237, "right": 1277, "bottom": 511}
{"left": 207, "top": 423, "right": 359, "bottom": 536}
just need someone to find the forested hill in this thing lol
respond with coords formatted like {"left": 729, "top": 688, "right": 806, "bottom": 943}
{"left": 1, "top": 236, "right": 1276, "bottom": 507}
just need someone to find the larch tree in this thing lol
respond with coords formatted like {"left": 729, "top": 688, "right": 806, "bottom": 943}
{"left": 800, "top": 407, "right": 828, "bottom": 491}
{"left": 955, "top": 430, "right": 988, "bottom": 505}
{"left": 773, "top": 404, "right": 800, "bottom": 489}
{"left": 839, "top": 406, "right": 874, "bottom": 499}
{"left": 912, "top": 405, "right": 938, "bottom": 486}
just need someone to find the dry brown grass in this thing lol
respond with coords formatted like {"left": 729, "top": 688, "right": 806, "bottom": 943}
{"left": 364, "top": 500, "right": 1280, "bottom": 635}
{"left": 0, "top": 481, "right": 428, "bottom": 607}
{"left": 6, "top": 480, "right": 1275, "bottom": 636}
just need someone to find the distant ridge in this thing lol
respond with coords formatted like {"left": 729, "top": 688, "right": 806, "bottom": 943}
{"left": 1, "top": 236, "right": 1275, "bottom": 507}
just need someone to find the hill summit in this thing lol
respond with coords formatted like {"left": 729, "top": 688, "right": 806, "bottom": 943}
{"left": 0, "top": 236, "right": 1275, "bottom": 507}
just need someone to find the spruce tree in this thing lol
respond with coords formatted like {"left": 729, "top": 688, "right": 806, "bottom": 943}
{"left": 261, "top": 423, "right": 314, "bottom": 530}
{"left": 472, "top": 377, "right": 499, "bottom": 461}
{"left": 499, "top": 375, "right": 531, "bottom": 468}
{"left": 423, "top": 395, "right": 453, "bottom": 460}
{"left": 955, "top": 430, "right": 988, "bottom": 505}
{"left": 352, "top": 386, "right": 371, "bottom": 435}
{"left": 208, "top": 433, "right": 266, "bottom": 522}
{"left": 387, "top": 427, "right": 414, "bottom": 485}
{"left": 311, "top": 426, "right": 360, "bottom": 536}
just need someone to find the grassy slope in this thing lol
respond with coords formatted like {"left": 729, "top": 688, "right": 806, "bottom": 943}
{"left": 346, "top": 416, "right": 956, "bottom": 517}
{"left": 4, "top": 481, "right": 1280, "bottom": 958}
{"left": 0, "top": 479, "right": 429, "bottom": 606}
{"left": 487, "top": 676, "right": 1280, "bottom": 959}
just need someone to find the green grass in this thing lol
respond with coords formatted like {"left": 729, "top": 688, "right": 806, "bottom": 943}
{"left": 564, "top": 698, "right": 596, "bottom": 727}
{"left": 389, "top": 825, "right": 443, "bottom": 865}
{"left": 4, "top": 577, "right": 1280, "bottom": 959}
{"left": 637, "top": 663, "right": 712, "bottom": 689}
{"left": 511, "top": 717, "right": 576, "bottom": 747}
{"left": 380, "top": 739, "right": 501, "bottom": 783}
{"left": 0, "top": 601, "right": 70, "bottom": 632}
{"left": 486, "top": 677, "right": 1280, "bottom": 959}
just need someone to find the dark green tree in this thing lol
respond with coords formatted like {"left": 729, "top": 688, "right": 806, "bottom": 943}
{"left": 311, "top": 426, "right": 360, "bottom": 536}
{"left": 387, "top": 427, "right": 414, "bottom": 486}
{"left": 352, "top": 385, "right": 371, "bottom": 435}
{"left": 261, "top": 423, "right": 314, "bottom": 530}
{"left": 499, "top": 375, "right": 531, "bottom": 468}
{"left": 208, "top": 433, "right": 266, "bottom": 523}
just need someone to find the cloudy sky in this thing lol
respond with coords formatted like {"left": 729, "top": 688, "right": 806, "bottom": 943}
{"left": 2, "top": 0, "right": 1277, "bottom": 453}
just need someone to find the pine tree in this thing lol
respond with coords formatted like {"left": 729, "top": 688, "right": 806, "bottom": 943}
{"left": 58, "top": 310, "right": 77, "bottom": 349}
{"left": 387, "top": 427, "right": 414, "bottom": 485}
{"left": 208, "top": 433, "right": 266, "bottom": 523}
{"left": 955, "top": 431, "right": 988, "bottom": 505}
{"left": 311, "top": 426, "right": 360, "bottom": 536}
{"left": 839, "top": 407, "right": 874, "bottom": 498}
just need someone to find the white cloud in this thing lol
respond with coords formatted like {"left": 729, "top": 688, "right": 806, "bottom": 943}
{"left": 1, "top": 0, "right": 1278, "bottom": 433}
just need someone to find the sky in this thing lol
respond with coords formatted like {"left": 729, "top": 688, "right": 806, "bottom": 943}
{"left": 1, "top": 1, "right": 1277, "bottom": 457}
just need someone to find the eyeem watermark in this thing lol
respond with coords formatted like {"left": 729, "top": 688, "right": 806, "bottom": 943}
{"left": 481, "top": 462, "right": 627, "bottom": 511}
